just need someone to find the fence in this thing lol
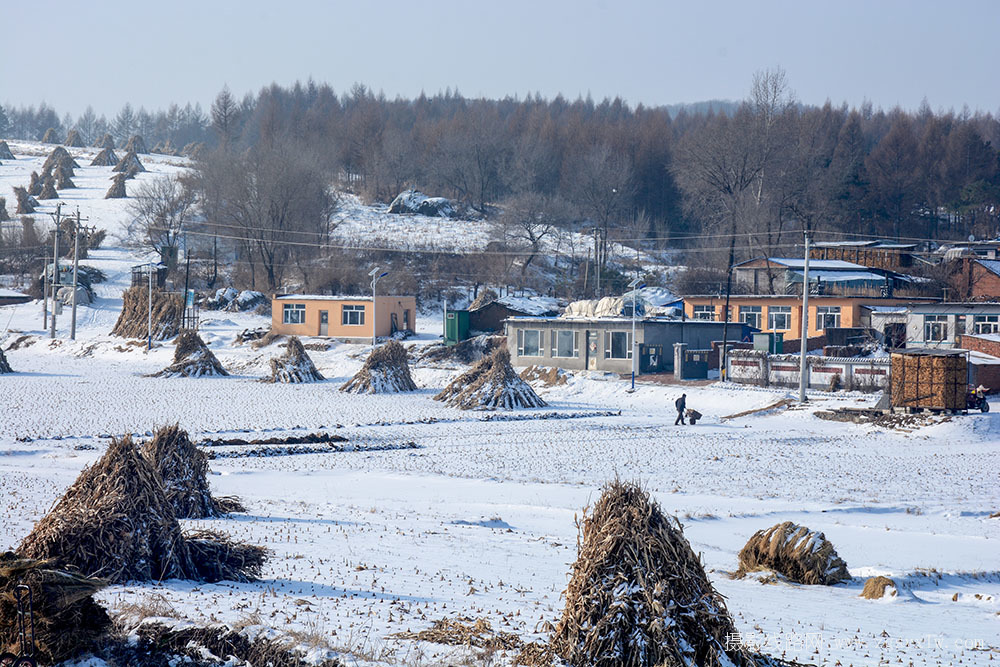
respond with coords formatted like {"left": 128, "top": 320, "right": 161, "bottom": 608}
{"left": 726, "top": 349, "right": 890, "bottom": 392}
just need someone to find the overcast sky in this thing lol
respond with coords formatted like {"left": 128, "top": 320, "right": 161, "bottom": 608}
{"left": 4, "top": 0, "right": 999, "bottom": 118}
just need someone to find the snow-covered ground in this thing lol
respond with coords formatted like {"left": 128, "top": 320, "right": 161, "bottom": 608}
{"left": 1, "top": 142, "right": 999, "bottom": 666}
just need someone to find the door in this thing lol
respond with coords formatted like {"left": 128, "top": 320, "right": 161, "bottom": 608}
{"left": 319, "top": 310, "right": 328, "bottom": 336}
{"left": 587, "top": 331, "right": 598, "bottom": 370}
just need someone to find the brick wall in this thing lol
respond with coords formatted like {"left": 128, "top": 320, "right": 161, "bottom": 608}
{"left": 958, "top": 334, "right": 1000, "bottom": 357}
{"left": 970, "top": 263, "right": 1000, "bottom": 299}
{"left": 782, "top": 334, "right": 828, "bottom": 354}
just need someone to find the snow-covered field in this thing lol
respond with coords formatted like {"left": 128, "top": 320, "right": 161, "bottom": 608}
{"left": 1, "top": 142, "right": 999, "bottom": 666}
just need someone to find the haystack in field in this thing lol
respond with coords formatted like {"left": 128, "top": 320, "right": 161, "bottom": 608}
{"left": 0, "top": 348, "right": 13, "bottom": 374}
{"left": 266, "top": 336, "right": 324, "bottom": 383}
{"left": 41, "top": 128, "right": 61, "bottom": 144}
{"left": 154, "top": 330, "right": 229, "bottom": 378}
{"left": 105, "top": 172, "right": 128, "bottom": 198}
{"left": 125, "top": 135, "right": 148, "bottom": 154}
{"left": 113, "top": 149, "right": 146, "bottom": 174}
{"left": 0, "top": 140, "right": 14, "bottom": 160}
{"left": 18, "top": 435, "right": 196, "bottom": 582}
{"left": 552, "top": 480, "right": 749, "bottom": 667}
{"left": 860, "top": 576, "right": 897, "bottom": 600}
{"left": 435, "top": 347, "right": 546, "bottom": 410}
{"left": 56, "top": 171, "right": 76, "bottom": 190}
{"left": 64, "top": 129, "right": 84, "bottom": 147}
{"left": 55, "top": 154, "right": 76, "bottom": 177}
{"left": 43, "top": 146, "right": 79, "bottom": 171}
{"left": 0, "top": 552, "right": 110, "bottom": 664}
{"left": 17, "top": 435, "right": 264, "bottom": 584}
{"left": 142, "top": 424, "right": 244, "bottom": 519}
{"left": 340, "top": 340, "right": 416, "bottom": 393}
{"left": 90, "top": 147, "right": 118, "bottom": 166}
{"left": 93, "top": 133, "right": 115, "bottom": 149}
{"left": 27, "top": 171, "right": 42, "bottom": 196}
{"left": 736, "top": 521, "right": 850, "bottom": 585}
{"left": 38, "top": 175, "right": 58, "bottom": 200}
{"left": 13, "top": 186, "right": 35, "bottom": 214}
{"left": 183, "top": 530, "right": 266, "bottom": 583}
{"left": 111, "top": 286, "right": 182, "bottom": 340}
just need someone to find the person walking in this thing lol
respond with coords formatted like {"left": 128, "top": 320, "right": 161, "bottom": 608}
{"left": 674, "top": 393, "right": 687, "bottom": 425}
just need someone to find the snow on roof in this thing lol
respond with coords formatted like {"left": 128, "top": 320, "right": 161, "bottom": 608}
{"left": 975, "top": 259, "right": 1000, "bottom": 278}
{"left": 789, "top": 269, "right": 888, "bottom": 283}
{"left": 623, "top": 286, "right": 679, "bottom": 308}
{"left": 0, "top": 288, "right": 29, "bottom": 298}
{"left": 274, "top": 294, "right": 372, "bottom": 301}
{"left": 769, "top": 257, "right": 870, "bottom": 270}
{"left": 967, "top": 350, "right": 1000, "bottom": 365}
{"left": 965, "top": 331, "right": 1000, "bottom": 343}
{"left": 863, "top": 305, "right": 909, "bottom": 313}
{"left": 493, "top": 295, "right": 561, "bottom": 316}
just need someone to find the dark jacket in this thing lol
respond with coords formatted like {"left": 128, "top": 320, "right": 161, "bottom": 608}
{"left": 675, "top": 396, "right": 686, "bottom": 412}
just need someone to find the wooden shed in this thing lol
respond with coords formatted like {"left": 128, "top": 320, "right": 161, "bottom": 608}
{"left": 890, "top": 349, "right": 968, "bottom": 411}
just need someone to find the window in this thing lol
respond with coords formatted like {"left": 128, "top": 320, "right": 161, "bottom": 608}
{"left": 692, "top": 305, "right": 715, "bottom": 321}
{"left": 282, "top": 303, "right": 305, "bottom": 324}
{"left": 739, "top": 305, "right": 762, "bottom": 329}
{"left": 342, "top": 304, "right": 366, "bottom": 326}
{"left": 551, "top": 330, "right": 579, "bottom": 358}
{"left": 768, "top": 306, "right": 792, "bottom": 331}
{"left": 974, "top": 315, "right": 1000, "bottom": 334}
{"left": 924, "top": 315, "right": 948, "bottom": 342}
{"left": 517, "top": 329, "right": 543, "bottom": 357}
{"left": 815, "top": 306, "right": 841, "bottom": 330}
{"left": 604, "top": 330, "right": 633, "bottom": 360}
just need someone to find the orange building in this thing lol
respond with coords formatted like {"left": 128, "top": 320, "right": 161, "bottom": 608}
{"left": 271, "top": 294, "right": 416, "bottom": 341}
{"left": 682, "top": 295, "right": 937, "bottom": 340}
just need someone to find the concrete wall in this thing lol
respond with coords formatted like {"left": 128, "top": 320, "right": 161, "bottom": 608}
{"left": 726, "top": 349, "right": 890, "bottom": 392}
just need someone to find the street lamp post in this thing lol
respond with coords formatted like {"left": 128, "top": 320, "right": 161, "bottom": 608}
{"left": 627, "top": 277, "right": 644, "bottom": 392}
{"left": 368, "top": 267, "right": 388, "bottom": 348}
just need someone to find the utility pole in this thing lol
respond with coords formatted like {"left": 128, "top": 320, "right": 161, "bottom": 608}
{"left": 594, "top": 227, "right": 600, "bottom": 297}
{"left": 70, "top": 208, "right": 81, "bottom": 340}
{"left": 147, "top": 265, "right": 153, "bottom": 351}
{"left": 42, "top": 251, "right": 48, "bottom": 330}
{"left": 798, "top": 233, "right": 811, "bottom": 402}
{"left": 50, "top": 203, "right": 60, "bottom": 339}
{"left": 183, "top": 228, "right": 191, "bottom": 330}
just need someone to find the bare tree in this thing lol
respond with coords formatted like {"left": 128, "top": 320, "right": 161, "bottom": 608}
{"left": 499, "top": 192, "right": 575, "bottom": 277}
{"left": 194, "top": 141, "right": 338, "bottom": 290}
{"left": 569, "top": 144, "right": 635, "bottom": 292}
{"left": 127, "top": 175, "right": 196, "bottom": 266}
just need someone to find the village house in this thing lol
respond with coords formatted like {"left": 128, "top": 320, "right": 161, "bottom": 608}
{"left": 270, "top": 294, "right": 416, "bottom": 342}
{"left": 468, "top": 295, "right": 562, "bottom": 333}
{"left": 901, "top": 302, "right": 1000, "bottom": 349}
{"left": 504, "top": 316, "right": 749, "bottom": 375}
{"left": 731, "top": 257, "right": 925, "bottom": 297}
{"left": 682, "top": 294, "right": 937, "bottom": 341}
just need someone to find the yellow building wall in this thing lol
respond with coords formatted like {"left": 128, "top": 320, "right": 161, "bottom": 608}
{"left": 683, "top": 297, "right": 906, "bottom": 339}
{"left": 271, "top": 296, "right": 416, "bottom": 339}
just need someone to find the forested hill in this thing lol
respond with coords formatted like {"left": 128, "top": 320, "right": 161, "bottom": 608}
{"left": 3, "top": 71, "right": 998, "bottom": 274}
